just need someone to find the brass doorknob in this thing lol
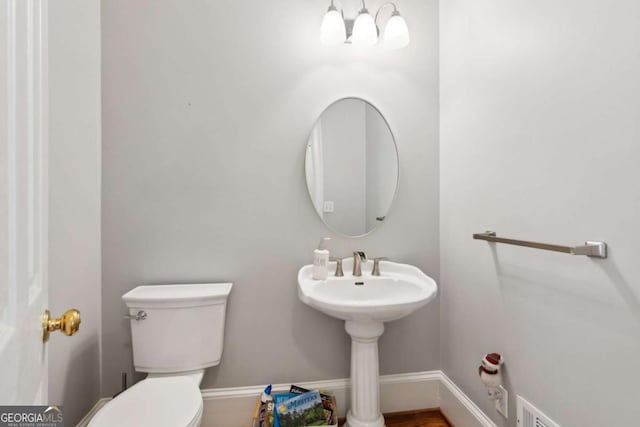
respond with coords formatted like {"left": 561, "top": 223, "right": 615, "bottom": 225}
{"left": 43, "top": 309, "right": 81, "bottom": 342}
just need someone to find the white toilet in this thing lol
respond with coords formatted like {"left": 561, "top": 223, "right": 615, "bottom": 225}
{"left": 89, "top": 282, "right": 233, "bottom": 427}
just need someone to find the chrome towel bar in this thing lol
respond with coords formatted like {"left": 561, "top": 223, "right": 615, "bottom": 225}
{"left": 473, "top": 231, "right": 607, "bottom": 259}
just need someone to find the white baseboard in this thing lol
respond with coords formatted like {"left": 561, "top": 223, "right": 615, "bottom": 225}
{"left": 439, "top": 372, "right": 497, "bottom": 427}
{"left": 78, "top": 371, "right": 496, "bottom": 427}
{"left": 201, "top": 371, "right": 496, "bottom": 427}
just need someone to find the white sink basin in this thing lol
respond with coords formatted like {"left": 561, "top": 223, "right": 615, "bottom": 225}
{"left": 298, "top": 259, "right": 437, "bottom": 322}
{"left": 297, "top": 258, "right": 438, "bottom": 427}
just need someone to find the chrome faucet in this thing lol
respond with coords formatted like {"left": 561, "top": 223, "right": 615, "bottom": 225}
{"left": 352, "top": 251, "right": 367, "bottom": 276}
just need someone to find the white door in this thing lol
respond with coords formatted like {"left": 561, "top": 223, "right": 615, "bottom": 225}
{"left": 0, "top": 0, "right": 49, "bottom": 404}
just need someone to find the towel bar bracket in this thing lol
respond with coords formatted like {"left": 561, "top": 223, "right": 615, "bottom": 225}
{"left": 573, "top": 241, "right": 607, "bottom": 258}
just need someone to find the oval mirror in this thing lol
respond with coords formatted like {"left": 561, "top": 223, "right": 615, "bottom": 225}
{"left": 305, "top": 98, "right": 399, "bottom": 237}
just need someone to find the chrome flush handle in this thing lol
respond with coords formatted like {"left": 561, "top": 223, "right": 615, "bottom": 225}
{"left": 124, "top": 310, "right": 147, "bottom": 321}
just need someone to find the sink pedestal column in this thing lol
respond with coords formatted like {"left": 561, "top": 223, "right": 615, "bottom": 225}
{"left": 344, "top": 320, "right": 385, "bottom": 427}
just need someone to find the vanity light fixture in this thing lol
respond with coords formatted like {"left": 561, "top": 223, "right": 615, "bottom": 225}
{"left": 320, "top": 1, "right": 410, "bottom": 49}
{"left": 351, "top": 6, "right": 378, "bottom": 47}
{"left": 321, "top": 1, "right": 347, "bottom": 45}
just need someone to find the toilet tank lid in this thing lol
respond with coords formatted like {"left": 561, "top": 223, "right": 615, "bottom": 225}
{"left": 123, "top": 283, "right": 233, "bottom": 308}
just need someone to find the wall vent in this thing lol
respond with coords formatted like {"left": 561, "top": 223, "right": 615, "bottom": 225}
{"left": 517, "top": 395, "right": 561, "bottom": 427}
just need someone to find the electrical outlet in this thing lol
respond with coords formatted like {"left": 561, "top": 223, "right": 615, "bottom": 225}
{"left": 496, "top": 386, "right": 508, "bottom": 418}
{"left": 323, "top": 201, "right": 334, "bottom": 213}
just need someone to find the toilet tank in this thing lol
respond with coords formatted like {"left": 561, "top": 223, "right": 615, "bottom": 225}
{"left": 122, "top": 283, "right": 232, "bottom": 374}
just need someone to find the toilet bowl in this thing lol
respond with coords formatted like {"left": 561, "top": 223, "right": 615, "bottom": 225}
{"left": 89, "top": 283, "right": 232, "bottom": 427}
{"left": 89, "top": 375, "right": 203, "bottom": 427}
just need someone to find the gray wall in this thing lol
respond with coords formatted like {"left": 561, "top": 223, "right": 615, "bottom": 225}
{"left": 101, "top": 0, "right": 440, "bottom": 395}
{"left": 48, "top": 0, "right": 102, "bottom": 424}
{"left": 440, "top": 1, "right": 640, "bottom": 426}
{"left": 321, "top": 99, "right": 367, "bottom": 235}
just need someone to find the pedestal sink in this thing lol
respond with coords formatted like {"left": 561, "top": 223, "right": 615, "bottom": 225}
{"left": 297, "top": 258, "right": 438, "bottom": 427}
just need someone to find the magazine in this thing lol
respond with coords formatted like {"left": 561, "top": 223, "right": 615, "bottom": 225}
{"left": 289, "top": 385, "right": 335, "bottom": 424}
{"left": 276, "top": 391, "right": 326, "bottom": 427}
{"left": 273, "top": 394, "right": 299, "bottom": 427}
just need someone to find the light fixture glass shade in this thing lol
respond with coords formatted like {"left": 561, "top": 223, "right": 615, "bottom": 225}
{"left": 321, "top": 6, "right": 347, "bottom": 46}
{"left": 351, "top": 9, "right": 378, "bottom": 47}
{"left": 383, "top": 12, "right": 410, "bottom": 49}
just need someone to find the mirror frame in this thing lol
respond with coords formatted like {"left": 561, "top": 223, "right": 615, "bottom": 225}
{"left": 304, "top": 96, "right": 400, "bottom": 238}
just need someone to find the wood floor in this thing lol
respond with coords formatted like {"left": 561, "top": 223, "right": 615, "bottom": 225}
{"left": 339, "top": 409, "right": 452, "bottom": 427}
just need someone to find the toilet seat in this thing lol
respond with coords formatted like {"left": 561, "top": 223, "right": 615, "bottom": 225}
{"left": 89, "top": 376, "right": 203, "bottom": 427}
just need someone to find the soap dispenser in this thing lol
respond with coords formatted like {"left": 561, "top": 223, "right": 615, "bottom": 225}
{"left": 312, "top": 237, "right": 331, "bottom": 280}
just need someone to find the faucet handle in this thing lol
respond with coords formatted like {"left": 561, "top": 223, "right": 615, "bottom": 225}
{"left": 372, "top": 257, "right": 389, "bottom": 276}
{"left": 329, "top": 257, "right": 344, "bottom": 277}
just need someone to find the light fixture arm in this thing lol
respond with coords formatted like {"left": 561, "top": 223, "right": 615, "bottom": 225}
{"left": 328, "top": 0, "right": 348, "bottom": 17}
{"left": 374, "top": 2, "right": 399, "bottom": 27}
